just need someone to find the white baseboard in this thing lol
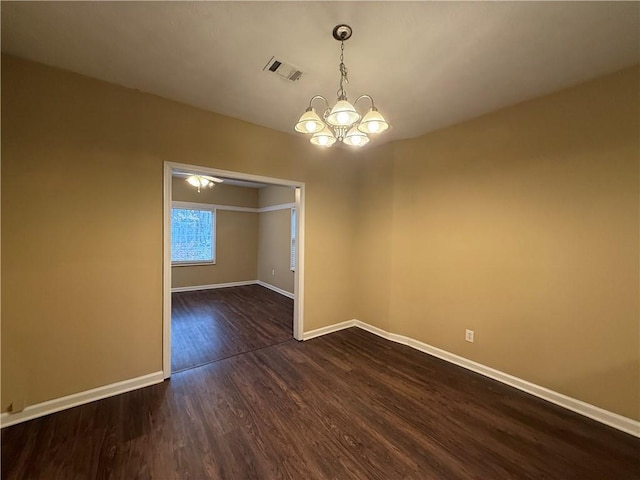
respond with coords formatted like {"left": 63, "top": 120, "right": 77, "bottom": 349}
{"left": 303, "top": 320, "right": 357, "bottom": 340}
{"left": 172, "top": 281, "right": 295, "bottom": 299}
{"left": 1, "top": 371, "right": 164, "bottom": 428}
{"left": 303, "top": 319, "right": 640, "bottom": 438}
{"left": 171, "top": 280, "right": 257, "bottom": 293}
{"left": 256, "top": 280, "right": 295, "bottom": 299}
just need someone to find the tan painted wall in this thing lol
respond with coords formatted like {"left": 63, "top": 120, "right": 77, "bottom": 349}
{"left": 257, "top": 186, "right": 295, "bottom": 293}
{"left": 354, "top": 143, "right": 395, "bottom": 333}
{"left": 171, "top": 179, "right": 258, "bottom": 288}
{"left": 258, "top": 210, "right": 294, "bottom": 294}
{"left": 1, "top": 55, "right": 359, "bottom": 410}
{"left": 258, "top": 184, "right": 295, "bottom": 208}
{"left": 357, "top": 66, "right": 640, "bottom": 420}
{"left": 172, "top": 178, "right": 258, "bottom": 207}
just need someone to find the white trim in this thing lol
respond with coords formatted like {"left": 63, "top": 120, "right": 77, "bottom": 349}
{"left": 258, "top": 202, "right": 296, "bottom": 213}
{"left": 292, "top": 187, "right": 304, "bottom": 340}
{"left": 171, "top": 200, "right": 295, "bottom": 214}
{"left": 1, "top": 372, "right": 164, "bottom": 428}
{"left": 171, "top": 280, "right": 257, "bottom": 293}
{"left": 163, "top": 163, "right": 172, "bottom": 379}
{"left": 256, "top": 280, "right": 294, "bottom": 299}
{"left": 302, "top": 319, "right": 640, "bottom": 438}
{"left": 168, "top": 162, "right": 304, "bottom": 188}
{"left": 302, "top": 320, "right": 356, "bottom": 340}
{"left": 172, "top": 200, "right": 256, "bottom": 213}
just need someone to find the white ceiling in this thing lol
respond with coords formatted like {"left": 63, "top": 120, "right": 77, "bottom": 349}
{"left": 2, "top": 2, "right": 638, "bottom": 144}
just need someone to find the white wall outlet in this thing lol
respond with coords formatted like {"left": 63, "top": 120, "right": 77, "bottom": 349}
{"left": 271, "top": 269, "right": 275, "bottom": 276}
{"left": 465, "top": 329, "right": 474, "bottom": 343}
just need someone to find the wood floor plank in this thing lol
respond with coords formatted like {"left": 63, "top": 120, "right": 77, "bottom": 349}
{"left": 171, "top": 284, "right": 293, "bottom": 372}
{"left": 3, "top": 327, "right": 639, "bottom": 479}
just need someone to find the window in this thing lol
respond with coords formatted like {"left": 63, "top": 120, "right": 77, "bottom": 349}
{"left": 290, "top": 208, "right": 296, "bottom": 271}
{"left": 171, "top": 208, "right": 215, "bottom": 265}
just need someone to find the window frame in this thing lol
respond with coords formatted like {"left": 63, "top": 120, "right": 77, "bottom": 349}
{"left": 290, "top": 207, "right": 296, "bottom": 271}
{"left": 170, "top": 204, "right": 216, "bottom": 267}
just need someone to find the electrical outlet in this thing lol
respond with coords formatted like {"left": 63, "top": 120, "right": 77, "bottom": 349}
{"left": 271, "top": 269, "right": 275, "bottom": 276}
{"left": 465, "top": 329, "right": 474, "bottom": 343}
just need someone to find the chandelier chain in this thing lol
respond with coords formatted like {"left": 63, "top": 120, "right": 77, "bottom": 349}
{"left": 337, "top": 40, "right": 349, "bottom": 99}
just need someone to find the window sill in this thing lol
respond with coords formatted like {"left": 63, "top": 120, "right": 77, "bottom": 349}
{"left": 172, "top": 261, "right": 216, "bottom": 267}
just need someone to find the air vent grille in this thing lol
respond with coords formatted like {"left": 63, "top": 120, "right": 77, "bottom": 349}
{"left": 263, "top": 56, "right": 304, "bottom": 82}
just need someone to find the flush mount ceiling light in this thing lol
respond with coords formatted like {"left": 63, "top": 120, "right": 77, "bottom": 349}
{"left": 294, "top": 24, "right": 389, "bottom": 148}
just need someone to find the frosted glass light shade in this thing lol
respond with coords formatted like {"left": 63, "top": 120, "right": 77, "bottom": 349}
{"left": 357, "top": 108, "right": 389, "bottom": 134}
{"left": 187, "top": 176, "right": 211, "bottom": 187}
{"left": 187, "top": 176, "right": 201, "bottom": 187}
{"left": 343, "top": 126, "right": 369, "bottom": 147}
{"left": 326, "top": 100, "right": 360, "bottom": 127}
{"left": 310, "top": 126, "right": 337, "bottom": 147}
{"left": 295, "top": 108, "right": 325, "bottom": 134}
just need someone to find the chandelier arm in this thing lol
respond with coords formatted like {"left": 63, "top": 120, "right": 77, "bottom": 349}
{"left": 308, "top": 95, "right": 329, "bottom": 110}
{"left": 354, "top": 94, "right": 375, "bottom": 110}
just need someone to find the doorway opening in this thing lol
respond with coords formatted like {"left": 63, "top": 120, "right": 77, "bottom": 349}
{"left": 163, "top": 161, "right": 305, "bottom": 377}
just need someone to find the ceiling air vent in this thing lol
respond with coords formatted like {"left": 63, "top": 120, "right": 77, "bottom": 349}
{"left": 263, "top": 56, "right": 303, "bottom": 82}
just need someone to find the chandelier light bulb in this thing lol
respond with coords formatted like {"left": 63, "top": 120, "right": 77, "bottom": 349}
{"left": 343, "top": 125, "right": 370, "bottom": 147}
{"left": 187, "top": 176, "right": 200, "bottom": 187}
{"left": 310, "top": 126, "right": 337, "bottom": 147}
{"left": 327, "top": 99, "right": 359, "bottom": 127}
{"left": 358, "top": 107, "right": 389, "bottom": 135}
{"left": 295, "top": 107, "right": 324, "bottom": 134}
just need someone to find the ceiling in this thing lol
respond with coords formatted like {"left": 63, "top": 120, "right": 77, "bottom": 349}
{"left": 2, "top": 2, "right": 638, "bottom": 145}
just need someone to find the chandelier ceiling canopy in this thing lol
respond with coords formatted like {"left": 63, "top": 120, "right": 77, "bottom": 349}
{"left": 294, "top": 24, "right": 389, "bottom": 148}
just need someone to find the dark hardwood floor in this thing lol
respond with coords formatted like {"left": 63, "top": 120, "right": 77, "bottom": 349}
{"left": 3, "top": 328, "right": 639, "bottom": 479}
{"left": 171, "top": 285, "right": 293, "bottom": 372}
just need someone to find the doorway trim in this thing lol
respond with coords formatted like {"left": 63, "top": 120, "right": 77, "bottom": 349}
{"left": 163, "top": 161, "right": 306, "bottom": 379}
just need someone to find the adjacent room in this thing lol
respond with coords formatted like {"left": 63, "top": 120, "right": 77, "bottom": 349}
{"left": 169, "top": 170, "right": 298, "bottom": 372}
{"left": 1, "top": 2, "right": 639, "bottom": 479}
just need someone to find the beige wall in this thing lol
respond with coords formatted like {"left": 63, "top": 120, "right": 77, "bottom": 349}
{"left": 354, "top": 143, "right": 395, "bottom": 333}
{"left": 258, "top": 184, "right": 295, "bottom": 208}
{"left": 172, "top": 178, "right": 258, "bottom": 207}
{"left": 257, "top": 186, "right": 295, "bottom": 293}
{"left": 356, "top": 66, "right": 640, "bottom": 420}
{"left": 1, "top": 55, "right": 359, "bottom": 411}
{"left": 171, "top": 179, "right": 258, "bottom": 288}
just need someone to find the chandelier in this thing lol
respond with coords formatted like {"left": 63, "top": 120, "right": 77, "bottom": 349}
{"left": 294, "top": 24, "right": 389, "bottom": 148}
